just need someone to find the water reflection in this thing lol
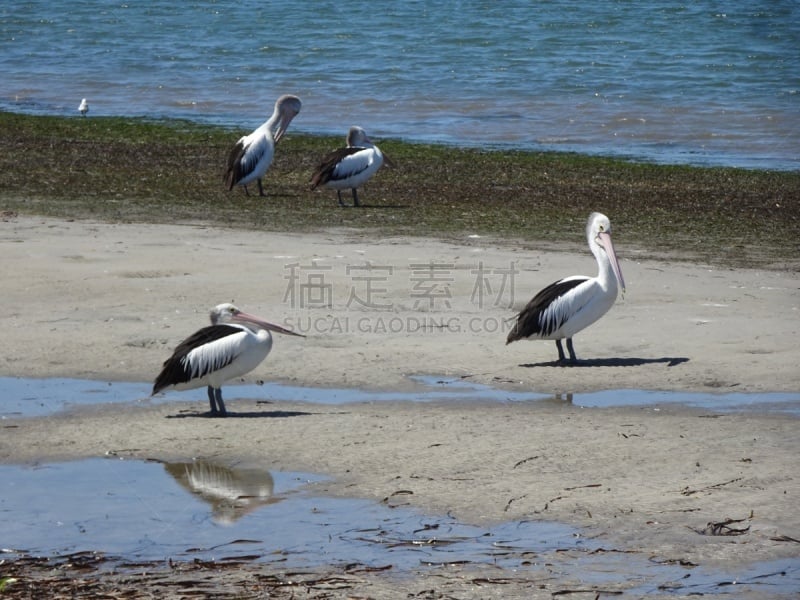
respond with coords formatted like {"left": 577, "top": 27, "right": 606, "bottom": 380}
{"left": 163, "top": 460, "right": 279, "bottom": 525}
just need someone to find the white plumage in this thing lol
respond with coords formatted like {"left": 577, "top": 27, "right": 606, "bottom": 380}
{"left": 153, "top": 303, "right": 304, "bottom": 416}
{"left": 78, "top": 98, "right": 89, "bottom": 116}
{"left": 224, "top": 95, "right": 302, "bottom": 196}
{"left": 507, "top": 212, "right": 625, "bottom": 363}
{"left": 310, "top": 126, "right": 392, "bottom": 206}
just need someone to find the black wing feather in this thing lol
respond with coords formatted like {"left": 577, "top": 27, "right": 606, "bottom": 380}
{"left": 224, "top": 140, "right": 247, "bottom": 189}
{"left": 506, "top": 278, "right": 586, "bottom": 343}
{"left": 310, "top": 146, "right": 364, "bottom": 188}
{"left": 152, "top": 324, "right": 242, "bottom": 394}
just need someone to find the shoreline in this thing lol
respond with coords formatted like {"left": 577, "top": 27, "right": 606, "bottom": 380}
{"left": 3, "top": 111, "right": 799, "bottom": 273}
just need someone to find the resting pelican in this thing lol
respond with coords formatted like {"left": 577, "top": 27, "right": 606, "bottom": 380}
{"left": 506, "top": 212, "right": 625, "bottom": 363}
{"left": 152, "top": 303, "right": 304, "bottom": 416}
{"left": 78, "top": 98, "right": 89, "bottom": 116}
{"left": 224, "top": 94, "right": 302, "bottom": 196}
{"left": 310, "top": 126, "right": 392, "bottom": 207}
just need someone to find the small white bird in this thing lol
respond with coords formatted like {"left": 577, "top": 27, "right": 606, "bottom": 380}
{"left": 506, "top": 212, "right": 625, "bottom": 363}
{"left": 153, "top": 303, "right": 304, "bottom": 416}
{"left": 78, "top": 98, "right": 89, "bottom": 116}
{"left": 311, "top": 126, "right": 393, "bottom": 207}
{"left": 224, "top": 95, "right": 302, "bottom": 197}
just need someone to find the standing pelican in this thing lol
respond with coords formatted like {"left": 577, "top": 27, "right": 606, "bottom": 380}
{"left": 153, "top": 303, "right": 304, "bottom": 416}
{"left": 78, "top": 98, "right": 89, "bottom": 116}
{"left": 310, "top": 126, "right": 392, "bottom": 207}
{"left": 506, "top": 212, "right": 625, "bottom": 363}
{"left": 224, "top": 94, "right": 302, "bottom": 196}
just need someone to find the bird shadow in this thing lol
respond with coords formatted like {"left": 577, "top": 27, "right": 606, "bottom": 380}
{"left": 348, "top": 203, "right": 410, "bottom": 210}
{"left": 166, "top": 409, "right": 314, "bottom": 419}
{"left": 520, "top": 356, "right": 690, "bottom": 368}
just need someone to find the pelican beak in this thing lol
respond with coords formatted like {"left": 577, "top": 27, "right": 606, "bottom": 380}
{"left": 273, "top": 120, "right": 290, "bottom": 144}
{"left": 366, "top": 133, "right": 396, "bottom": 168}
{"left": 381, "top": 150, "right": 396, "bottom": 168}
{"left": 233, "top": 311, "right": 305, "bottom": 337}
{"left": 273, "top": 109, "right": 299, "bottom": 144}
{"left": 597, "top": 231, "right": 626, "bottom": 293}
{"left": 264, "top": 320, "right": 305, "bottom": 337}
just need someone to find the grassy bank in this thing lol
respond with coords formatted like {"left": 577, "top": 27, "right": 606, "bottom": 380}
{"left": 1, "top": 111, "right": 797, "bottom": 269}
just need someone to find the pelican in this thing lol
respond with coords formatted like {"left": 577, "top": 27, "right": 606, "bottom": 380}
{"left": 152, "top": 303, "right": 304, "bottom": 416}
{"left": 310, "top": 126, "right": 392, "bottom": 207}
{"left": 506, "top": 212, "right": 625, "bottom": 363}
{"left": 224, "top": 94, "right": 302, "bottom": 197}
{"left": 78, "top": 98, "right": 89, "bottom": 116}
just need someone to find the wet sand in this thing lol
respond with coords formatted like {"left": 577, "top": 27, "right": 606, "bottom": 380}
{"left": 1, "top": 216, "right": 798, "bottom": 598}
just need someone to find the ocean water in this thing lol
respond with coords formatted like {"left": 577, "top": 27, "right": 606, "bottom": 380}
{"left": 1, "top": 1, "right": 798, "bottom": 170}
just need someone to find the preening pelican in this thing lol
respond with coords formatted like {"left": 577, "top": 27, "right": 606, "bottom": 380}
{"left": 78, "top": 98, "right": 89, "bottom": 116}
{"left": 506, "top": 212, "right": 625, "bottom": 363}
{"left": 310, "top": 126, "right": 392, "bottom": 207}
{"left": 152, "top": 303, "right": 304, "bottom": 416}
{"left": 224, "top": 95, "right": 302, "bottom": 196}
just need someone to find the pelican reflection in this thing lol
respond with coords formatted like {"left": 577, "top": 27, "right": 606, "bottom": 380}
{"left": 164, "top": 460, "right": 279, "bottom": 524}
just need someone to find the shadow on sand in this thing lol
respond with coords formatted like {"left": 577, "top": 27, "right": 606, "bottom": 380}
{"left": 521, "top": 356, "right": 690, "bottom": 368}
{"left": 166, "top": 409, "right": 316, "bottom": 419}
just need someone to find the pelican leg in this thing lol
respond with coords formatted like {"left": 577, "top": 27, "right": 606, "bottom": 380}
{"left": 257, "top": 178, "right": 265, "bottom": 197}
{"left": 207, "top": 386, "right": 218, "bottom": 414}
{"left": 206, "top": 386, "right": 228, "bottom": 417}
{"left": 352, "top": 188, "right": 361, "bottom": 207}
{"left": 337, "top": 190, "right": 346, "bottom": 207}
{"left": 214, "top": 389, "right": 227, "bottom": 417}
{"left": 243, "top": 185, "right": 251, "bottom": 197}
{"left": 555, "top": 339, "right": 567, "bottom": 363}
{"left": 565, "top": 338, "right": 577, "bottom": 362}
{"left": 555, "top": 339, "right": 578, "bottom": 365}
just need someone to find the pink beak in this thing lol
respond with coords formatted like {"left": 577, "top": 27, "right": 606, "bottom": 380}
{"left": 597, "top": 231, "right": 626, "bottom": 292}
{"left": 233, "top": 311, "right": 305, "bottom": 337}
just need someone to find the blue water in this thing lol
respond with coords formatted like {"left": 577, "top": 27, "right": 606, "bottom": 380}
{"left": 1, "top": 376, "right": 799, "bottom": 419}
{"left": 1, "top": 1, "right": 798, "bottom": 170}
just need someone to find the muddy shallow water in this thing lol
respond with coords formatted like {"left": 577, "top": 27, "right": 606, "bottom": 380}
{"left": 1, "top": 376, "right": 799, "bottom": 596}
{"left": 2, "top": 457, "right": 798, "bottom": 596}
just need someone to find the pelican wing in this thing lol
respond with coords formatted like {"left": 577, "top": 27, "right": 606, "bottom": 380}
{"left": 153, "top": 324, "right": 244, "bottom": 393}
{"left": 310, "top": 146, "right": 368, "bottom": 188}
{"left": 507, "top": 277, "right": 588, "bottom": 342}
{"left": 224, "top": 138, "right": 247, "bottom": 188}
{"left": 225, "top": 134, "right": 270, "bottom": 188}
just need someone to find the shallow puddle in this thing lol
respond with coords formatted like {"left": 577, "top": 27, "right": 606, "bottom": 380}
{"left": 1, "top": 375, "right": 799, "bottom": 419}
{"left": 0, "top": 458, "right": 590, "bottom": 570}
{"left": 1, "top": 457, "right": 797, "bottom": 596}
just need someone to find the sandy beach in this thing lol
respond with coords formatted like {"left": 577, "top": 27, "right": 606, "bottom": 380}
{"left": 1, "top": 215, "right": 798, "bottom": 598}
